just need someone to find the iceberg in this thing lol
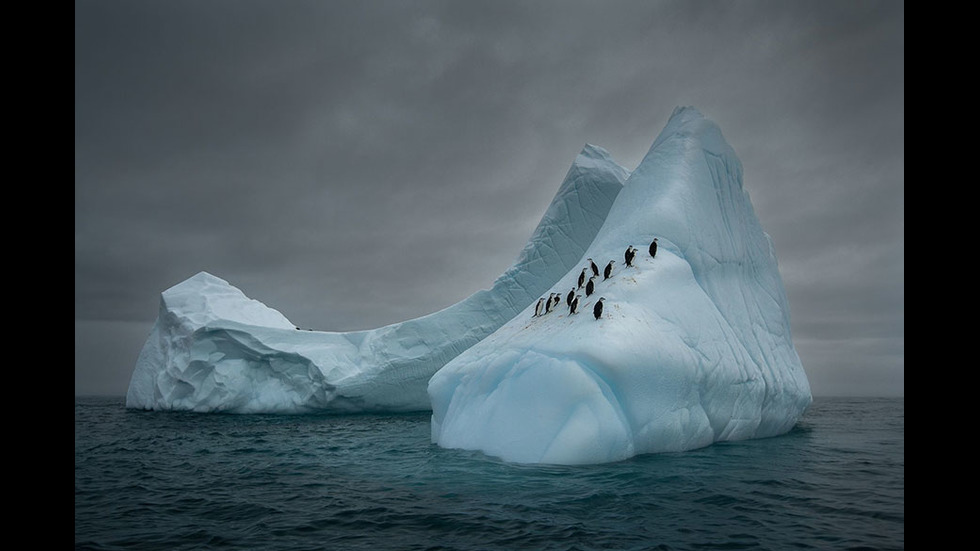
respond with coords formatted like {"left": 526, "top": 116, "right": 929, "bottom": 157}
{"left": 428, "top": 107, "right": 812, "bottom": 464}
{"left": 125, "top": 145, "right": 628, "bottom": 413}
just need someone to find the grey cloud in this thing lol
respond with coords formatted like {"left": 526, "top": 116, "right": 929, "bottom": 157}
{"left": 75, "top": 0, "right": 903, "bottom": 397}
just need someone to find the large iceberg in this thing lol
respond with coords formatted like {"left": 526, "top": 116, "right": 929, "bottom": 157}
{"left": 126, "top": 145, "right": 628, "bottom": 413}
{"left": 428, "top": 107, "right": 812, "bottom": 464}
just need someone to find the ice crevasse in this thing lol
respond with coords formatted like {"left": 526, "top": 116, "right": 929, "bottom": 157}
{"left": 125, "top": 144, "right": 628, "bottom": 413}
{"left": 427, "top": 107, "right": 812, "bottom": 464}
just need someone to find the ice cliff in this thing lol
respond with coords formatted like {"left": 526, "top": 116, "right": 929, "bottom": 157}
{"left": 428, "top": 107, "right": 812, "bottom": 464}
{"left": 125, "top": 145, "right": 628, "bottom": 413}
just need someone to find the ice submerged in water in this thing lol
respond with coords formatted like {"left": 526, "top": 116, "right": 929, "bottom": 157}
{"left": 428, "top": 107, "right": 811, "bottom": 464}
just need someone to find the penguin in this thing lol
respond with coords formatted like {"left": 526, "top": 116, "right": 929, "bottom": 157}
{"left": 593, "top": 297, "right": 605, "bottom": 320}
{"left": 545, "top": 293, "right": 556, "bottom": 314}
{"left": 551, "top": 293, "right": 562, "bottom": 311}
{"left": 570, "top": 294, "right": 581, "bottom": 314}
{"left": 566, "top": 289, "right": 575, "bottom": 308}
{"left": 624, "top": 245, "right": 635, "bottom": 268}
{"left": 588, "top": 258, "right": 599, "bottom": 278}
{"left": 604, "top": 260, "right": 615, "bottom": 280}
{"left": 577, "top": 268, "right": 587, "bottom": 289}
{"left": 649, "top": 238, "right": 659, "bottom": 258}
{"left": 586, "top": 276, "right": 596, "bottom": 297}
{"left": 534, "top": 297, "right": 545, "bottom": 317}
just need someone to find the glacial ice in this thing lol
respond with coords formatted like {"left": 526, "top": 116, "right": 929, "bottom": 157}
{"left": 125, "top": 145, "right": 628, "bottom": 413}
{"left": 427, "top": 107, "right": 812, "bottom": 464}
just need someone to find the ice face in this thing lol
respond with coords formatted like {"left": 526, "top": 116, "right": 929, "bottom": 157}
{"left": 428, "top": 107, "right": 812, "bottom": 464}
{"left": 125, "top": 145, "right": 628, "bottom": 413}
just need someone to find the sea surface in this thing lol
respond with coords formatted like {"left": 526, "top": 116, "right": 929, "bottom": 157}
{"left": 75, "top": 397, "right": 904, "bottom": 550}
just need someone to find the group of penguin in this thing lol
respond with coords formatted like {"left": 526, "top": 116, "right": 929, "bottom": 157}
{"left": 533, "top": 238, "right": 659, "bottom": 321}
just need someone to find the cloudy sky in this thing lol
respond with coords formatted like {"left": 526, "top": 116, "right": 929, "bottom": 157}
{"left": 75, "top": 0, "right": 904, "bottom": 397}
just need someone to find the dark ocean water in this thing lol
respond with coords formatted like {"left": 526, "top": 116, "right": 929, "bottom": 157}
{"left": 75, "top": 397, "right": 903, "bottom": 551}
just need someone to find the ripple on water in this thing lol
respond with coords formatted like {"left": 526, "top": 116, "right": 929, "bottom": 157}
{"left": 76, "top": 396, "right": 903, "bottom": 551}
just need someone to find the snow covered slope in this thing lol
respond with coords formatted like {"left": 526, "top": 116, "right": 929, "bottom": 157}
{"left": 428, "top": 107, "right": 812, "bottom": 464}
{"left": 125, "top": 145, "right": 627, "bottom": 413}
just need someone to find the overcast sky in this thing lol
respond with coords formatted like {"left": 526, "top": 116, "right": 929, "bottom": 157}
{"left": 75, "top": 0, "right": 904, "bottom": 397}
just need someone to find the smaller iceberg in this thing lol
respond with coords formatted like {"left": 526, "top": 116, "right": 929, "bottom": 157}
{"left": 428, "top": 107, "right": 812, "bottom": 464}
{"left": 125, "top": 145, "right": 628, "bottom": 413}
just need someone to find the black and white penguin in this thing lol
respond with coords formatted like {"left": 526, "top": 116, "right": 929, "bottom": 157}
{"left": 566, "top": 289, "right": 575, "bottom": 308}
{"left": 570, "top": 294, "right": 581, "bottom": 314}
{"left": 604, "top": 260, "right": 615, "bottom": 280}
{"left": 586, "top": 276, "right": 596, "bottom": 297}
{"left": 545, "top": 293, "right": 556, "bottom": 314}
{"left": 624, "top": 246, "right": 635, "bottom": 268}
{"left": 593, "top": 297, "right": 605, "bottom": 320}
{"left": 551, "top": 293, "right": 562, "bottom": 311}
{"left": 649, "top": 238, "right": 659, "bottom": 258}
{"left": 577, "top": 268, "right": 587, "bottom": 289}
{"left": 534, "top": 297, "right": 545, "bottom": 317}
{"left": 588, "top": 258, "right": 599, "bottom": 278}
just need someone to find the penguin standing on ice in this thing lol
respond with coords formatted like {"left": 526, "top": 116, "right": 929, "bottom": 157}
{"left": 534, "top": 297, "right": 545, "bottom": 317}
{"left": 586, "top": 276, "right": 596, "bottom": 297}
{"left": 545, "top": 293, "right": 557, "bottom": 314}
{"left": 588, "top": 258, "right": 599, "bottom": 278}
{"left": 624, "top": 246, "right": 636, "bottom": 268}
{"left": 604, "top": 260, "right": 615, "bottom": 280}
{"left": 566, "top": 289, "right": 576, "bottom": 308}
{"left": 577, "top": 268, "right": 587, "bottom": 289}
{"left": 649, "top": 238, "right": 659, "bottom": 258}
{"left": 570, "top": 294, "right": 581, "bottom": 314}
{"left": 593, "top": 297, "right": 605, "bottom": 320}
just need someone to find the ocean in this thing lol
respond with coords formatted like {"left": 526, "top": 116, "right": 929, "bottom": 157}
{"left": 75, "top": 397, "right": 903, "bottom": 550}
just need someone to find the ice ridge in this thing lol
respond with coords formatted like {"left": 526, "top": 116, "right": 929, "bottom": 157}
{"left": 125, "top": 145, "right": 628, "bottom": 413}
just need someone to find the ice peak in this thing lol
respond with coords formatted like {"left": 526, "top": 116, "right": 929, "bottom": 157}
{"left": 645, "top": 106, "right": 734, "bottom": 159}
{"left": 159, "top": 270, "right": 295, "bottom": 331}
{"left": 577, "top": 143, "right": 614, "bottom": 163}
{"left": 173, "top": 271, "right": 229, "bottom": 291}
{"left": 669, "top": 105, "right": 705, "bottom": 123}
{"left": 565, "top": 143, "right": 630, "bottom": 189}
